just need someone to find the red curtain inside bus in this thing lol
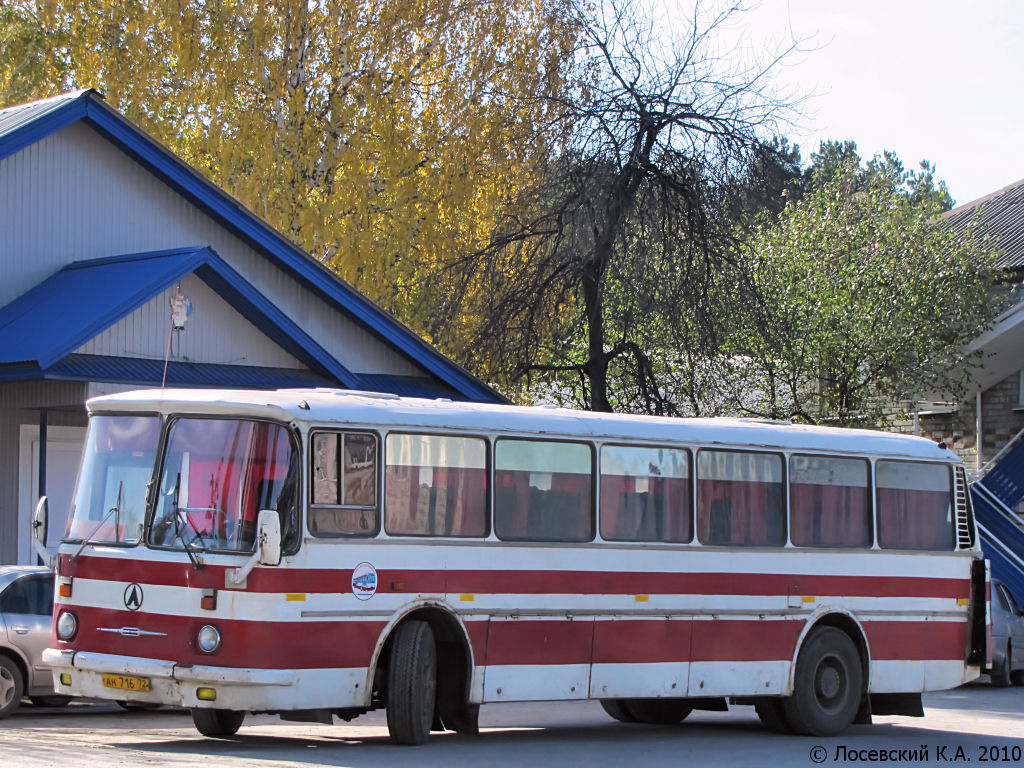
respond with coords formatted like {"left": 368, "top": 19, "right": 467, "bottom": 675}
{"left": 696, "top": 451, "right": 784, "bottom": 546}
{"left": 494, "top": 470, "right": 593, "bottom": 541}
{"left": 789, "top": 456, "right": 871, "bottom": 548}
{"left": 876, "top": 461, "right": 953, "bottom": 551}
{"left": 599, "top": 475, "right": 691, "bottom": 542}
{"left": 385, "top": 465, "right": 487, "bottom": 536}
{"left": 789, "top": 483, "right": 871, "bottom": 547}
{"left": 151, "top": 419, "right": 297, "bottom": 551}
{"left": 183, "top": 423, "right": 293, "bottom": 545}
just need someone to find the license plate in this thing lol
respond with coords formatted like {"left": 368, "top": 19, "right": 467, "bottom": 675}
{"left": 102, "top": 673, "right": 151, "bottom": 692}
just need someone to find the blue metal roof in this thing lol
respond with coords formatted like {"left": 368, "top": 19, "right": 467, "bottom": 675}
{"left": 350, "top": 373, "right": 464, "bottom": 399}
{"left": 0, "top": 248, "right": 463, "bottom": 397}
{"left": 43, "top": 354, "right": 338, "bottom": 389}
{"left": 0, "top": 90, "right": 505, "bottom": 404}
{"left": 0, "top": 247, "right": 356, "bottom": 385}
{"left": 0, "top": 354, "right": 462, "bottom": 396}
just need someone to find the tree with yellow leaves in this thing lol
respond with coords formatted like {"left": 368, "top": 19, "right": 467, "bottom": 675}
{"left": 0, "top": 0, "right": 580, "bottom": 347}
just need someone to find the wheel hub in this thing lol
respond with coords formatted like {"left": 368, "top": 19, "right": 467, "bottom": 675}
{"left": 0, "top": 671, "right": 14, "bottom": 706}
{"left": 817, "top": 663, "right": 843, "bottom": 701}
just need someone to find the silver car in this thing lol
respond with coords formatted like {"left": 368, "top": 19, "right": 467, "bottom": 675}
{"left": 0, "top": 565, "right": 71, "bottom": 717}
{"left": 990, "top": 580, "right": 1024, "bottom": 687}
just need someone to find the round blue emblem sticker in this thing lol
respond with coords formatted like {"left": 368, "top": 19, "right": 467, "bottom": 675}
{"left": 351, "top": 562, "right": 377, "bottom": 601}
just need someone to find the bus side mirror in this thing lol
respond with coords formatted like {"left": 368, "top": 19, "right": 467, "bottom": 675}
{"left": 226, "top": 509, "right": 282, "bottom": 587}
{"left": 257, "top": 509, "right": 282, "bottom": 566}
{"left": 31, "top": 497, "right": 55, "bottom": 569}
{"left": 33, "top": 497, "right": 48, "bottom": 545}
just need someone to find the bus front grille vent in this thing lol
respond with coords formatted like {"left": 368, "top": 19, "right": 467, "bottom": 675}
{"left": 953, "top": 466, "right": 975, "bottom": 549}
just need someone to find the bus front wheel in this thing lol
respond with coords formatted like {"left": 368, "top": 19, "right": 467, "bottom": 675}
{"left": 783, "top": 627, "right": 862, "bottom": 737}
{"left": 386, "top": 620, "right": 438, "bottom": 745}
{"left": 191, "top": 708, "right": 245, "bottom": 737}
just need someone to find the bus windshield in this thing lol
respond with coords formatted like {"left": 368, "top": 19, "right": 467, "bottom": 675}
{"left": 149, "top": 418, "right": 299, "bottom": 553}
{"left": 65, "top": 415, "right": 161, "bottom": 544}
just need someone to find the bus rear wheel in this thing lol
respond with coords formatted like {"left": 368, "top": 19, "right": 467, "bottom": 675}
{"left": 386, "top": 620, "right": 438, "bottom": 745}
{"left": 783, "top": 627, "right": 862, "bottom": 737}
{"left": 624, "top": 698, "right": 692, "bottom": 725}
{"left": 600, "top": 699, "right": 637, "bottom": 722}
{"left": 191, "top": 708, "right": 245, "bottom": 737}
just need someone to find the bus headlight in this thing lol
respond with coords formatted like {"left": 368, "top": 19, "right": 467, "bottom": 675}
{"left": 197, "top": 624, "right": 221, "bottom": 653}
{"left": 56, "top": 611, "right": 78, "bottom": 641}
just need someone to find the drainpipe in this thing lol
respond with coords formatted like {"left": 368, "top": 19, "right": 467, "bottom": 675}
{"left": 976, "top": 391, "right": 983, "bottom": 472}
{"left": 38, "top": 409, "right": 47, "bottom": 564}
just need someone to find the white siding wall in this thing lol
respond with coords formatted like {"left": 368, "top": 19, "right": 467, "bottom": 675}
{"left": 0, "top": 123, "right": 423, "bottom": 377}
{"left": 76, "top": 274, "right": 307, "bottom": 368}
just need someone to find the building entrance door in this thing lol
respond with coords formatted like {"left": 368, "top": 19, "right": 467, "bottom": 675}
{"left": 17, "top": 425, "right": 86, "bottom": 564}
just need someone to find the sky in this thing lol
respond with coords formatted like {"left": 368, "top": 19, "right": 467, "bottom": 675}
{"left": 664, "top": 0, "right": 1024, "bottom": 207}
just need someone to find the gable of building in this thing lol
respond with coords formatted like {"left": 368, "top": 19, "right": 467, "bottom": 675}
{"left": 0, "top": 90, "right": 503, "bottom": 402}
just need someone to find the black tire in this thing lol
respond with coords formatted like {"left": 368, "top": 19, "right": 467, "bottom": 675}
{"left": 991, "top": 642, "right": 1012, "bottom": 687}
{"left": 1011, "top": 642, "right": 1024, "bottom": 686}
{"left": 600, "top": 698, "right": 637, "bottom": 722}
{"left": 623, "top": 698, "right": 693, "bottom": 725}
{"left": 29, "top": 695, "right": 72, "bottom": 708}
{"left": 755, "top": 698, "right": 792, "bottom": 733}
{"left": 0, "top": 656, "right": 24, "bottom": 719}
{"left": 782, "top": 627, "right": 863, "bottom": 737}
{"left": 191, "top": 708, "right": 245, "bottom": 737}
{"left": 386, "top": 620, "right": 438, "bottom": 745}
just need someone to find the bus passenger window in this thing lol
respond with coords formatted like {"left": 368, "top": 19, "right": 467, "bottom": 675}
{"left": 309, "top": 432, "right": 379, "bottom": 536}
{"left": 600, "top": 445, "right": 691, "bottom": 542}
{"left": 789, "top": 456, "right": 871, "bottom": 548}
{"left": 494, "top": 439, "right": 593, "bottom": 542}
{"left": 697, "top": 450, "right": 784, "bottom": 547}
{"left": 384, "top": 434, "right": 487, "bottom": 537}
{"left": 876, "top": 461, "right": 953, "bottom": 550}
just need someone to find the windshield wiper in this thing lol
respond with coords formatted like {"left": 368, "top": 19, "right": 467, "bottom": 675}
{"left": 172, "top": 472, "right": 205, "bottom": 570}
{"left": 71, "top": 481, "right": 124, "bottom": 561}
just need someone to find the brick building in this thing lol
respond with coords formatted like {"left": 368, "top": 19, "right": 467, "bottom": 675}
{"left": 914, "top": 178, "right": 1024, "bottom": 473}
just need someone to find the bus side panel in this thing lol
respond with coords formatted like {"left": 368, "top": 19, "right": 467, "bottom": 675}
{"left": 589, "top": 616, "right": 691, "bottom": 698}
{"left": 688, "top": 617, "right": 803, "bottom": 696}
{"left": 465, "top": 616, "right": 489, "bottom": 703}
{"left": 863, "top": 619, "right": 970, "bottom": 692}
{"left": 482, "top": 617, "right": 593, "bottom": 701}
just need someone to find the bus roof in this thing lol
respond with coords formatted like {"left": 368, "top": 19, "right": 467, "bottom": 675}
{"left": 86, "top": 387, "right": 958, "bottom": 462}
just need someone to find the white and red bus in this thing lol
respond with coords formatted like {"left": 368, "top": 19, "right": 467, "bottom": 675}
{"left": 40, "top": 388, "right": 989, "bottom": 743}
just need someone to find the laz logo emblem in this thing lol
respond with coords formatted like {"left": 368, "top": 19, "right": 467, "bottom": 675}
{"left": 123, "top": 583, "right": 144, "bottom": 611}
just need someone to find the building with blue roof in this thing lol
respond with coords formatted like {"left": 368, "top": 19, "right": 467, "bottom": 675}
{"left": 0, "top": 90, "right": 504, "bottom": 564}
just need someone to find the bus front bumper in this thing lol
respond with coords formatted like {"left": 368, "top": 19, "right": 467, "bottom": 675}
{"left": 42, "top": 648, "right": 297, "bottom": 710}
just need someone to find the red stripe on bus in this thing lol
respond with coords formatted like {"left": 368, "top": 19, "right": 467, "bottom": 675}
{"left": 485, "top": 620, "right": 594, "bottom": 666}
{"left": 62, "top": 555, "right": 969, "bottom": 600}
{"left": 592, "top": 619, "right": 692, "bottom": 664}
{"left": 863, "top": 620, "right": 967, "bottom": 661}
{"left": 690, "top": 620, "right": 804, "bottom": 662}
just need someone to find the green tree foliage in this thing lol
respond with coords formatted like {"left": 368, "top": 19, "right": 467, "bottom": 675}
{"left": 806, "top": 140, "right": 954, "bottom": 210}
{"left": 438, "top": 0, "right": 801, "bottom": 410}
{"left": 730, "top": 151, "right": 997, "bottom": 426}
{"left": 0, "top": 0, "right": 580, "bottom": 342}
